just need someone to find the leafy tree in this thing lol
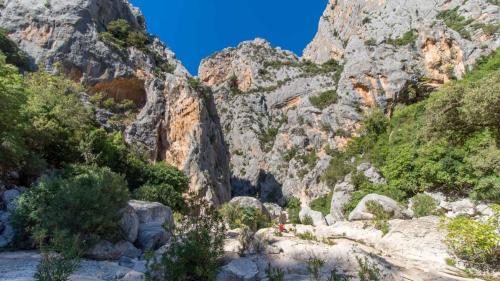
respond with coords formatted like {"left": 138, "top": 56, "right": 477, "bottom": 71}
{"left": 23, "top": 70, "right": 94, "bottom": 166}
{"left": 146, "top": 196, "right": 226, "bottom": 281}
{"left": 0, "top": 54, "right": 27, "bottom": 174}
{"left": 0, "top": 29, "right": 29, "bottom": 69}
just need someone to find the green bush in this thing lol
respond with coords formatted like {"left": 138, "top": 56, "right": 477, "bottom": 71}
{"left": 309, "top": 90, "right": 338, "bottom": 110}
{"left": 0, "top": 54, "right": 27, "bottom": 174}
{"left": 286, "top": 197, "right": 301, "bottom": 224}
{"left": 297, "top": 231, "right": 316, "bottom": 241}
{"left": 366, "top": 201, "right": 392, "bottom": 235}
{"left": 146, "top": 197, "right": 226, "bottom": 281}
{"left": 0, "top": 28, "right": 29, "bottom": 69}
{"left": 310, "top": 192, "right": 333, "bottom": 216}
{"left": 356, "top": 257, "right": 381, "bottom": 281}
{"left": 266, "top": 263, "right": 285, "bottom": 281}
{"left": 13, "top": 165, "right": 129, "bottom": 249}
{"left": 100, "top": 19, "right": 149, "bottom": 51}
{"left": 23, "top": 70, "right": 94, "bottom": 167}
{"left": 219, "top": 204, "right": 270, "bottom": 231}
{"left": 34, "top": 232, "right": 81, "bottom": 281}
{"left": 386, "top": 30, "right": 417, "bottom": 46}
{"left": 411, "top": 194, "right": 437, "bottom": 217}
{"left": 301, "top": 215, "right": 314, "bottom": 225}
{"left": 135, "top": 184, "right": 185, "bottom": 212}
{"left": 437, "top": 8, "right": 473, "bottom": 39}
{"left": 445, "top": 216, "right": 499, "bottom": 270}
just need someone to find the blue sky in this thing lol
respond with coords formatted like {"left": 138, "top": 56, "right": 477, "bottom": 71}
{"left": 129, "top": 0, "right": 327, "bottom": 75}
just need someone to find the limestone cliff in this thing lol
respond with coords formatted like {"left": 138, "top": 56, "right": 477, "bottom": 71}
{"left": 0, "top": 0, "right": 230, "bottom": 205}
{"left": 199, "top": 0, "right": 499, "bottom": 204}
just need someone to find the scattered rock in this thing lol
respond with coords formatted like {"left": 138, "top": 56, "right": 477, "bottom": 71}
{"left": 229, "top": 197, "right": 270, "bottom": 218}
{"left": 86, "top": 241, "right": 141, "bottom": 261}
{"left": 217, "top": 258, "right": 259, "bottom": 281}
{"left": 299, "top": 206, "right": 327, "bottom": 226}
{"left": 120, "top": 204, "right": 140, "bottom": 243}
{"left": 447, "top": 198, "right": 476, "bottom": 218}
{"left": 119, "top": 257, "right": 147, "bottom": 273}
{"left": 0, "top": 211, "right": 13, "bottom": 248}
{"left": 348, "top": 194, "right": 406, "bottom": 221}
{"left": 263, "top": 203, "right": 282, "bottom": 220}
{"left": 1, "top": 189, "right": 20, "bottom": 212}
{"left": 357, "top": 163, "right": 386, "bottom": 184}
{"left": 128, "top": 200, "right": 173, "bottom": 226}
{"left": 330, "top": 175, "right": 355, "bottom": 221}
{"left": 136, "top": 223, "right": 170, "bottom": 251}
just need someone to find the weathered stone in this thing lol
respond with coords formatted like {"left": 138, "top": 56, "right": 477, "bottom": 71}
{"left": 0, "top": 251, "right": 145, "bottom": 281}
{"left": 357, "top": 163, "right": 386, "bottom": 184}
{"left": 263, "top": 203, "right": 282, "bottom": 221}
{"left": 217, "top": 258, "right": 259, "bottom": 281}
{"left": 447, "top": 198, "right": 476, "bottom": 218}
{"left": 330, "top": 175, "right": 355, "bottom": 221}
{"left": 136, "top": 223, "right": 170, "bottom": 251}
{"left": 128, "top": 200, "right": 172, "bottom": 226}
{"left": 348, "top": 194, "right": 406, "bottom": 221}
{"left": 86, "top": 241, "right": 141, "bottom": 261}
{"left": 119, "top": 257, "right": 147, "bottom": 273}
{"left": 0, "top": 211, "right": 13, "bottom": 249}
{"left": 229, "top": 197, "right": 270, "bottom": 218}
{"left": 299, "top": 206, "right": 327, "bottom": 226}
{"left": 2, "top": 189, "right": 20, "bottom": 212}
{"left": 120, "top": 204, "right": 140, "bottom": 243}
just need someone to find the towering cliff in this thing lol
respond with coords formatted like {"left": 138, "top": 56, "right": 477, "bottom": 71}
{"left": 0, "top": 0, "right": 231, "bottom": 205}
{"left": 199, "top": 0, "right": 499, "bottom": 204}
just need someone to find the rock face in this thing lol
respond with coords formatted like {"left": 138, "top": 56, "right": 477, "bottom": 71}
{"left": 304, "top": 0, "right": 499, "bottom": 110}
{"left": 198, "top": 0, "right": 498, "bottom": 205}
{"left": 0, "top": 0, "right": 231, "bottom": 206}
{"left": 199, "top": 39, "right": 345, "bottom": 204}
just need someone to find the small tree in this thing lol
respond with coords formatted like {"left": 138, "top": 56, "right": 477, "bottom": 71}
{"left": 146, "top": 195, "right": 226, "bottom": 281}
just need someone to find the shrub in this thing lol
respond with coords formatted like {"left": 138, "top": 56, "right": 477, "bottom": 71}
{"left": 310, "top": 192, "right": 333, "bottom": 216}
{"left": 0, "top": 28, "right": 29, "bottom": 69}
{"left": 259, "top": 126, "right": 280, "bottom": 152}
{"left": 0, "top": 54, "right": 27, "bottom": 173}
{"left": 13, "top": 165, "right": 129, "bottom": 249}
{"left": 366, "top": 201, "right": 392, "bottom": 235}
{"left": 437, "top": 8, "right": 473, "bottom": 39}
{"left": 387, "top": 30, "right": 417, "bottom": 46}
{"left": 34, "top": 232, "right": 81, "bottom": 281}
{"left": 307, "top": 257, "right": 325, "bottom": 281}
{"left": 309, "top": 90, "right": 338, "bottom": 110}
{"left": 100, "top": 19, "right": 149, "bottom": 51}
{"left": 298, "top": 231, "right": 316, "bottom": 241}
{"left": 146, "top": 196, "right": 226, "bottom": 281}
{"left": 356, "top": 257, "right": 381, "bottom": 281}
{"left": 134, "top": 163, "right": 189, "bottom": 212}
{"left": 286, "top": 197, "right": 301, "bottom": 224}
{"left": 445, "top": 216, "right": 499, "bottom": 270}
{"left": 23, "top": 70, "right": 94, "bottom": 167}
{"left": 219, "top": 204, "right": 269, "bottom": 231}
{"left": 411, "top": 194, "right": 437, "bottom": 217}
{"left": 301, "top": 215, "right": 314, "bottom": 226}
{"left": 266, "top": 263, "right": 285, "bottom": 281}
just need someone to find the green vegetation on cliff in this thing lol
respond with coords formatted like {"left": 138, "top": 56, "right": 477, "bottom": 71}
{"left": 323, "top": 50, "right": 500, "bottom": 210}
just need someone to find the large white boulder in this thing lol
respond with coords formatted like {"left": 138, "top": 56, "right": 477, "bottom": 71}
{"left": 128, "top": 200, "right": 172, "bottom": 226}
{"left": 229, "top": 197, "right": 270, "bottom": 218}
{"left": 330, "top": 175, "right": 355, "bottom": 222}
{"left": 120, "top": 204, "right": 140, "bottom": 243}
{"left": 348, "top": 194, "right": 406, "bottom": 221}
{"left": 299, "top": 206, "right": 327, "bottom": 226}
{"left": 217, "top": 258, "right": 259, "bottom": 281}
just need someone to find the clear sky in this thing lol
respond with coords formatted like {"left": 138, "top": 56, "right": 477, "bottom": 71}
{"left": 129, "top": 0, "right": 327, "bottom": 75}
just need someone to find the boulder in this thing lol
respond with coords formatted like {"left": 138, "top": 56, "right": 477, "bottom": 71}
{"left": 120, "top": 204, "right": 140, "bottom": 243}
{"left": 447, "top": 199, "right": 475, "bottom": 218}
{"left": 229, "top": 197, "right": 270, "bottom": 218}
{"left": 217, "top": 258, "right": 259, "bottom": 281}
{"left": 325, "top": 214, "right": 335, "bottom": 225}
{"left": 1, "top": 189, "right": 21, "bottom": 212}
{"left": 86, "top": 241, "right": 141, "bottom": 261}
{"left": 330, "top": 175, "right": 355, "bottom": 221}
{"left": 119, "top": 257, "right": 147, "bottom": 273}
{"left": 128, "top": 200, "right": 173, "bottom": 226}
{"left": 136, "top": 223, "right": 170, "bottom": 251}
{"left": 357, "top": 163, "right": 386, "bottom": 184}
{"left": 0, "top": 211, "right": 13, "bottom": 248}
{"left": 348, "top": 194, "right": 405, "bottom": 221}
{"left": 263, "top": 203, "right": 282, "bottom": 220}
{"left": 299, "top": 206, "right": 327, "bottom": 226}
